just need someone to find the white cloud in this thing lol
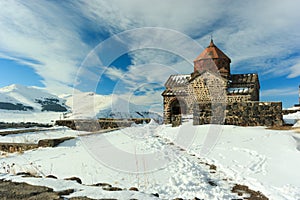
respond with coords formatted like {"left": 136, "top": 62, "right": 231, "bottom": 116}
{"left": 0, "top": 0, "right": 300, "bottom": 107}
{"left": 261, "top": 87, "right": 298, "bottom": 97}
{"left": 120, "top": 90, "right": 164, "bottom": 112}
{"left": 288, "top": 62, "right": 300, "bottom": 79}
{"left": 75, "top": 0, "right": 225, "bottom": 35}
{"left": 0, "top": 1, "right": 90, "bottom": 94}
{"left": 76, "top": 0, "right": 300, "bottom": 78}
{"left": 105, "top": 67, "right": 124, "bottom": 81}
{"left": 106, "top": 61, "right": 191, "bottom": 89}
{"left": 103, "top": 60, "right": 193, "bottom": 107}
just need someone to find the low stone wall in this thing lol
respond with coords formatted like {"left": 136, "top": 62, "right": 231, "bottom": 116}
{"left": 0, "top": 137, "right": 74, "bottom": 153}
{"left": 38, "top": 137, "right": 74, "bottom": 147}
{"left": 0, "top": 122, "right": 52, "bottom": 130}
{"left": 193, "top": 102, "right": 283, "bottom": 127}
{"left": 0, "top": 143, "right": 38, "bottom": 153}
{"left": 55, "top": 118, "right": 151, "bottom": 131}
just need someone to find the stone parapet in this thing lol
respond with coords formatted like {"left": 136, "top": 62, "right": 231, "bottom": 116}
{"left": 193, "top": 102, "right": 283, "bottom": 127}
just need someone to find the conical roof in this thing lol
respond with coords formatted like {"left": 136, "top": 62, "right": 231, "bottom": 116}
{"left": 194, "top": 39, "right": 231, "bottom": 62}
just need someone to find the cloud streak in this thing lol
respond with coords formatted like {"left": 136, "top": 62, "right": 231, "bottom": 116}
{"left": 0, "top": 0, "right": 299, "bottom": 108}
{"left": 0, "top": 1, "right": 90, "bottom": 94}
{"left": 261, "top": 87, "right": 298, "bottom": 97}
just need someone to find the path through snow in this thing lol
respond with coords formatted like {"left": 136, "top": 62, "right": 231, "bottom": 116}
{"left": 0, "top": 121, "right": 299, "bottom": 199}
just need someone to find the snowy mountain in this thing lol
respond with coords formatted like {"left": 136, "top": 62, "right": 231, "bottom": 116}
{"left": 0, "top": 84, "right": 162, "bottom": 123}
{"left": 0, "top": 84, "right": 68, "bottom": 112}
{"left": 64, "top": 92, "right": 163, "bottom": 122}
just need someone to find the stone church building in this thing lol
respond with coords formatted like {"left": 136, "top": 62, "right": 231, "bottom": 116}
{"left": 162, "top": 40, "right": 283, "bottom": 126}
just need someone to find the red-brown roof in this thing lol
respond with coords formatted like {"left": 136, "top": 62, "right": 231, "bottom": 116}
{"left": 194, "top": 39, "right": 231, "bottom": 62}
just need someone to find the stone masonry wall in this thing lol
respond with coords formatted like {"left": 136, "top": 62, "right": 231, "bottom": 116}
{"left": 56, "top": 118, "right": 151, "bottom": 131}
{"left": 193, "top": 102, "right": 283, "bottom": 127}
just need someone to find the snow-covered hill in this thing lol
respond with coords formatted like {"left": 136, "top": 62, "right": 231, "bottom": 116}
{"left": 284, "top": 111, "right": 300, "bottom": 125}
{"left": 65, "top": 92, "right": 163, "bottom": 122}
{"left": 0, "top": 84, "right": 162, "bottom": 123}
{"left": 0, "top": 84, "right": 68, "bottom": 112}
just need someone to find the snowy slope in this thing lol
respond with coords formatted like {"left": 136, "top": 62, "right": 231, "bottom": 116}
{"left": 0, "top": 84, "right": 68, "bottom": 112}
{"left": 159, "top": 123, "right": 300, "bottom": 200}
{"left": 0, "top": 121, "right": 299, "bottom": 199}
{"left": 0, "top": 85, "right": 162, "bottom": 123}
{"left": 0, "top": 84, "right": 69, "bottom": 123}
{"left": 65, "top": 92, "right": 163, "bottom": 122}
{"left": 283, "top": 111, "right": 300, "bottom": 125}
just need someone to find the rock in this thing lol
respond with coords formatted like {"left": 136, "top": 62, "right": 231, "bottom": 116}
{"left": 64, "top": 177, "right": 82, "bottom": 184}
{"left": 0, "top": 179, "right": 61, "bottom": 200}
{"left": 46, "top": 175, "right": 57, "bottom": 179}
{"left": 92, "top": 183, "right": 112, "bottom": 188}
{"left": 16, "top": 172, "right": 36, "bottom": 178}
{"left": 57, "top": 189, "right": 74, "bottom": 196}
{"left": 207, "top": 180, "right": 217, "bottom": 187}
{"left": 231, "top": 184, "right": 269, "bottom": 200}
{"left": 152, "top": 193, "right": 159, "bottom": 197}
{"left": 0, "top": 179, "right": 120, "bottom": 200}
{"left": 209, "top": 164, "right": 217, "bottom": 170}
{"left": 102, "top": 187, "right": 123, "bottom": 191}
{"left": 129, "top": 187, "right": 139, "bottom": 191}
{"left": 69, "top": 197, "right": 118, "bottom": 200}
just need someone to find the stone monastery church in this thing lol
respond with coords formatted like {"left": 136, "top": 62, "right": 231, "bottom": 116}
{"left": 162, "top": 40, "right": 283, "bottom": 126}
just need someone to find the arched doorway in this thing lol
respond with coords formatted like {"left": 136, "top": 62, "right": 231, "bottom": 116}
{"left": 169, "top": 99, "right": 187, "bottom": 126}
{"left": 170, "top": 99, "right": 187, "bottom": 115}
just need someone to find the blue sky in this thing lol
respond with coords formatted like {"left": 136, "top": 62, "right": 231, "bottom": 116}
{"left": 0, "top": 0, "right": 300, "bottom": 109}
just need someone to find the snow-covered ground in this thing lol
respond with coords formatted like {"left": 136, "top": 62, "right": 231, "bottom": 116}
{"left": 158, "top": 122, "right": 300, "bottom": 199}
{"left": 1, "top": 120, "right": 299, "bottom": 199}
{"left": 0, "top": 126, "right": 77, "bottom": 143}
{"left": 284, "top": 111, "right": 300, "bottom": 125}
{"left": 0, "top": 110, "right": 64, "bottom": 124}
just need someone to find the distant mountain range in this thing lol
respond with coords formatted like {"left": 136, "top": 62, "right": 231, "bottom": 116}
{"left": 0, "top": 84, "right": 162, "bottom": 122}
{"left": 0, "top": 84, "right": 68, "bottom": 112}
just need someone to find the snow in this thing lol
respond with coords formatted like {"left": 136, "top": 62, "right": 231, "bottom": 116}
{"left": 159, "top": 123, "right": 300, "bottom": 199}
{"left": 0, "top": 127, "right": 77, "bottom": 143}
{"left": 283, "top": 111, "right": 300, "bottom": 125}
{"left": 293, "top": 120, "right": 300, "bottom": 128}
{"left": 286, "top": 106, "right": 300, "bottom": 111}
{"left": 171, "top": 74, "right": 190, "bottom": 84}
{"left": 0, "top": 110, "right": 64, "bottom": 123}
{"left": 0, "top": 85, "right": 162, "bottom": 123}
{"left": 0, "top": 121, "right": 299, "bottom": 199}
{"left": 0, "top": 84, "right": 67, "bottom": 111}
{"left": 66, "top": 92, "right": 162, "bottom": 121}
{"left": 0, "top": 84, "right": 299, "bottom": 199}
{"left": 227, "top": 87, "right": 249, "bottom": 94}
